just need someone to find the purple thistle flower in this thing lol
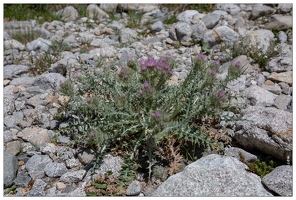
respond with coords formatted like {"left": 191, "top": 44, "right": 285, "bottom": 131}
{"left": 146, "top": 56, "right": 157, "bottom": 67}
{"left": 124, "top": 74, "right": 128, "bottom": 80}
{"left": 218, "top": 89, "right": 225, "bottom": 98}
{"left": 235, "top": 61, "right": 241, "bottom": 67}
{"left": 169, "top": 70, "right": 174, "bottom": 75}
{"left": 210, "top": 69, "right": 217, "bottom": 76}
{"left": 89, "top": 131, "right": 95, "bottom": 137}
{"left": 215, "top": 60, "right": 220, "bottom": 66}
{"left": 141, "top": 64, "right": 147, "bottom": 72}
{"left": 161, "top": 70, "right": 167, "bottom": 75}
{"left": 118, "top": 68, "right": 125, "bottom": 75}
{"left": 155, "top": 110, "right": 162, "bottom": 118}
{"left": 143, "top": 81, "right": 149, "bottom": 89}
{"left": 139, "top": 90, "right": 144, "bottom": 95}
{"left": 196, "top": 52, "right": 205, "bottom": 60}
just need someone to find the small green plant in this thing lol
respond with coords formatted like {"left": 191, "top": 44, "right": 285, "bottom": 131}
{"left": 126, "top": 10, "right": 144, "bottom": 28}
{"left": 49, "top": 40, "right": 71, "bottom": 55}
{"left": 58, "top": 52, "right": 242, "bottom": 179}
{"left": 163, "top": 13, "right": 178, "bottom": 24}
{"left": 5, "top": 185, "right": 17, "bottom": 194}
{"left": 247, "top": 160, "right": 276, "bottom": 178}
{"left": 8, "top": 27, "right": 42, "bottom": 44}
{"left": 29, "top": 51, "right": 59, "bottom": 75}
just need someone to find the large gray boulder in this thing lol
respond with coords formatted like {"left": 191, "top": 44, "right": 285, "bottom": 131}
{"left": 202, "top": 26, "right": 239, "bottom": 47}
{"left": 262, "top": 165, "right": 292, "bottom": 196}
{"left": 3, "top": 152, "right": 19, "bottom": 188}
{"left": 234, "top": 106, "right": 292, "bottom": 162}
{"left": 242, "top": 85, "right": 277, "bottom": 107}
{"left": 152, "top": 154, "right": 272, "bottom": 196}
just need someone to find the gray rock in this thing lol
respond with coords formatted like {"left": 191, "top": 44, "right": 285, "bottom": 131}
{"left": 26, "top": 37, "right": 52, "bottom": 52}
{"left": 245, "top": 29, "right": 274, "bottom": 55}
{"left": 60, "top": 170, "right": 86, "bottom": 183}
{"left": 273, "top": 94, "right": 292, "bottom": 110}
{"left": 266, "top": 57, "right": 292, "bottom": 73}
{"left": 250, "top": 5, "right": 274, "bottom": 20}
{"left": 5, "top": 140, "right": 21, "bottom": 156}
{"left": 225, "top": 147, "right": 258, "bottom": 163}
{"left": 262, "top": 165, "right": 292, "bottom": 196}
{"left": 4, "top": 31, "right": 11, "bottom": 40}
{"left": 108, "top": 21, "right": 124, "bottom": 31}
{"left": 89, "top": 46, "right": 117, "bottom": 58}
{"left": 77, "top": 148, "right": 95, "bottom": 165}
{"left": 118, "top": 48, "right": 137, "bottom": 66}
{"left": 174, "top": 22, "right": 193, "bottom": 42}
{"left": 4, "top": 64, "right": 30, "bottom": 79}
{"left": 151, "top": 21, "right": 164, "bottom": 32}
{"left": 261, "top": 83, "right": 282, "bottom": 95}
{"left": 203, "top": 26, "right": 239, "bottom": 47}
{"left": 67, "top": 187, "right": 87, "bottom": 197}
{"left": 26, "top": 154, "right": 53, "bottom": 179}
{"left": 278, "top": 31, "right": 288, "bottom": 43}
{"left": 10, "top": 76, "right": 36, "bottom": 86}
{"left": 243, "top": 85, "right": 277, "bottom": 107}
{"left": 48, "top": 63, "right": 67, "bottom": 76}
{"left": 191, "top": 20, "right": 208, "bottom": 41}
{"left": 26, "top": 179, "right": 47, "bottom": 196}
{"left": 86, "top": 4, "right": 109, "bottom": 20}
{"left": 100, "top": 3, "right": 118, "bottom": 13}
{"left": 277, "top": 3, "right": 293, "bottom": 14}
{"left": 119, "top": 28, "right": 138, "bottom": 43}
{"left": 31, "top": 72, "right": 65, "bottom": 90}
{"left": 3, "top": 85, "right": 16, "bottom": 116}
{"left": 201, "top": 12, "right": 221, "bottom": 29}
{"left": 3, "top": 130, "right": 15, "bottom": 143}
{"left": 56, "top": 6, "right": 78, "bottom": 22}
{"left": 126, "top": 180, "right": 142, "bottom": 196}
{"left": 216, "top": 4, "right": 241, "bottom": 15}
{"left": 268, "top": 71, "right": 292, "bottom": 85}
{"left": 17, "top": 127, "right": 50, "bottom": 147}
{"left": 27, "top": 94, "right": 47, "bottom": 108}
{"left": 264, "top": 15, "right": 292, "bottom": 31}
{"left": 56, "top": 146, "right": 76, "bottom": 162}
{"left": 177, "top": 10, "right": 200, "bottom": 24}
{"left": 57, "top": 136, "right": 70, "bottom": 144}
{"left": 40, "top": 143, "right": 57, "bottom": 155}
{"left": 13, "top": 171, "right": 32, "bottom": 187}
{"left": 44, "top": 162, "right": 68, "bottom": 177}
{"left": 3, "top": 152, "right": 19, "bottom": 188}
{"left": 4, "top": 111, "right": 24, "bottom": 128}
{"left": 255, "top": 73, "right": 266, "bottom": 86}
{"left": 95, "top": 154, "right": 123, "bottom": 178}
{"left": 152, "top": 154, "right": 272, "bottom": 196}
{"left": 227, "top": 75, "right": 246, "bottom": 93}
{"left": 66, "top": 158, "right": 81, "bottom": 169}
{"left": 234, "top": 106, "right": 292, "bottom": 162}
{"left": 4, "top": 39, "right": 25, "bottom": 50}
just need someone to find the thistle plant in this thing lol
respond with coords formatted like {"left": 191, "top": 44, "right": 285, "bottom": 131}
{"left": 58, "top": 52, "right": 242, "bottom": 179}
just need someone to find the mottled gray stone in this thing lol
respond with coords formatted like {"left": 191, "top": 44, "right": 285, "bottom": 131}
{"left": 278, "top": 31, "right": 288, "bottom": 43}
{"left": 3, "top": 152, "right": 19, "bottom": 188}
{"left": 66, "top": 158, "right": 81, "bottom": 169}
{"left": 3, "top": 85, "right": 16, "bottom": 116}
{"left": 126, "top": 180, "right": 142, "bottom": 196}
{"left": 100, "top": 3, "right": 118, "bottom": 13}
{"left": 266, "top": 56, "right": 292, "bottom": 72}
{"left": 250, "top": 5, "right": 274, "bottom": 19}
{"left": 202, "top": 26, "right": 239, "bottom": 47}
{"left": 177, "top": 10, "right": 200, "bottom": 24}
{"left": 264, "top": 15, "right": 292, "bottom": 31}
{"left": 216, "top": 3, "right": 241, "bottom": 15}
{"left": 152, "top": 154, "right": 272, "bottom": 196}
{"left": 17, "top": 127, "right": 50, "bottom": 147}
{"left": 245, "top": 29, "right": 274, "bottom": 55}
{"left": 201, "top": 12, "right": 220, "bottom": 29}
{"left": 4, "top": 65, "right": 30, "bottom": 79}
{"left": 234, "top": 106, "right": 292, "bottom": 162}
{"left": 95, "top": 154, "right": 123, "bottom": 178}
{"left": 77, "top": 148, "right": 95, "bottom": 165}
{"left": 57, "top": 136, "right": 70, "bottom": 144}
{"left": 44, "top": 162, "right": 68, "bottom": 177}
{"left": 31, "top": 73, "right": 65, "bottom": 90}
{"left": 47, "top": 63, "right": 67, "bottom": 76}
{"left": 86, "top": 4, "right": 109, "bottom": 20}
{"left": 26, "top": 37, "right": 51, "bottom": 52}
{"left": 26, "top": 154, "right": 53, "bottom": 179}
{"left": 5, "top": 140, "right": 21, "bottom": 156}
{"left": 56, "top": 6, "right": 78, "bottom": 22}
{"left": 261, "top": 83, "right": 282, "bottom": 95}
{"left": 262, "top": 165, "right": 292, "bottom": 196}
{"left": 4, "top": 39, "right": 25, "bottom": 50}
{"left": 118, "top": 4, "right": 158, "bottom": 13}
{"left": 13, "top": 171, "right": 32, "bottom": 187}
{"left": 4, "top": 111, "right": 24, "bottom": 128}
{"left": 56, "top": 146, "right": 76, "bottom": 162}
{"left": 191, "top": 20, "right": 208, "bottom": 41}
{"left": 26, "top": 179, "right": 47, "bottom": 196}
{"left": 119, "top": 28, "right": 138, "bottom": 43}
{"left": 243, "top": 85, "right": 277, "bottom": 107}
{"left": 174, "top": 22, "right": 193, "bottom": 42}
{"left": 273, "top": 95, "right": 292, "bottom": 110}
{"left": 151, "top": 21, "right": 164, "bottom": 32}
{"left": 60, "top": 170, "right": 86, "bottom": 183}
{"left": 225, "top": 147, "right": 258, "bottom": 163}
{"left": 10, "top": 76, "right": 36, "bottom": 86}
{"left": 277, "top": 3, "right": 293, "bottom": 14}
{"left": 268, "top": 71, "right": 292, "bottom": 85}
{"left": 67, "top": 187, "right": 87, "bottom": 197}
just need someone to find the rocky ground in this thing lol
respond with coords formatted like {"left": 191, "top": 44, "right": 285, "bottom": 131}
{"left": 3, "top": 3, "right": 293, "bottom": 196}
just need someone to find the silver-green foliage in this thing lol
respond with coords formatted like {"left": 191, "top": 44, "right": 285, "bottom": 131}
{"left": 58, "top": 53, "right": 242, "bottom": 175}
